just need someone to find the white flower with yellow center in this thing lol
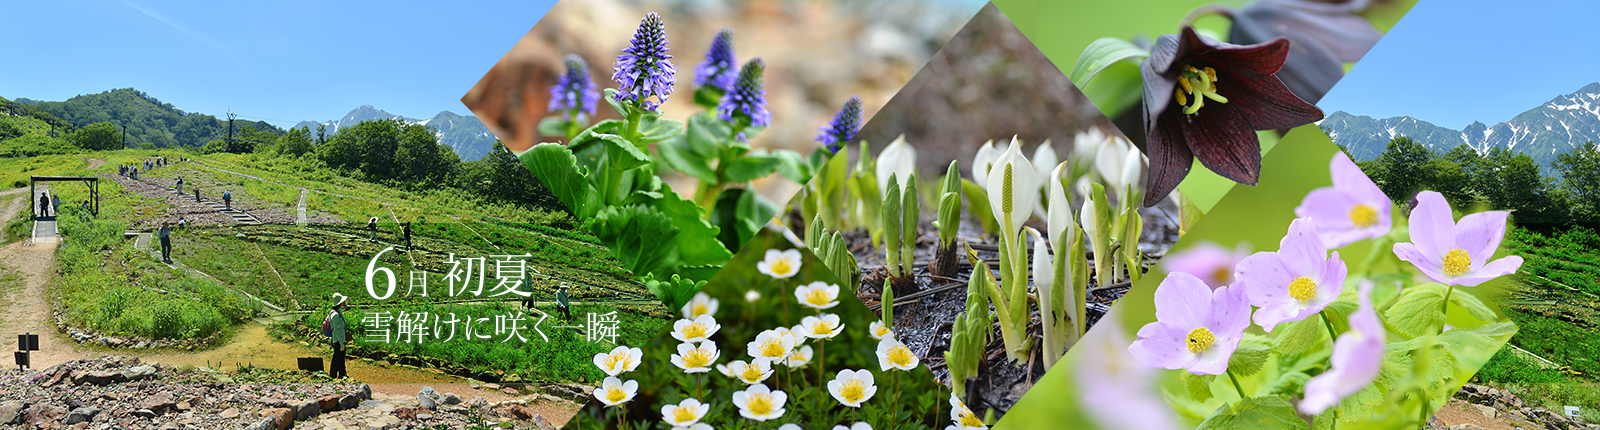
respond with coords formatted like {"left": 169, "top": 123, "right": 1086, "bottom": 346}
{"left": 592, "top": 377, "right": 637, "bottom": 407}
{"left": 671, "top": 341, "right": 720, "bottom": 374}
{"left": 728, "top": 358, "right": 775, "bottom": 385}
{"left": 868, "top": 321, "right": 895, "bottom": 340}
{"left": 715, "top": 363, "right": 734, "bottom": 378}
{"left": 682, "top": 292, "right": 719, "bottom": 320}
{"left": 835, "top": 423, "right": 872, "bottom": 430}
{"left": 783, "top": 345, "right": 814, "bottom": 368}
{"left": 671, "top": 315, "right": 721, "bottom": 343}
{"left": 876, "top": 337, "right": 919, "bottom": 372}
{"left": 800, "top": 314, "right": 843, "bottom": 340}
{"left": 593, "top": 346, "right": 643, "bottom": 376}
{"left": 779, "top": 425, "right": 802, "bottom": 430}
{"left": 758, "top": 249, "right": 803, "bottom": 279}
{"left": 826, "top": 369, "right": 878, "bottom": 408}
{"left": 794, "top": 281, "right": 840, "bottom": 310}
{"left": 948, "top": 393, "right": 987, "bottom": 430}
{"left": 747, "top": 329, "right": 795, "bottom": 362}
{"left": 660, "top": 397, "right": 709, "bottom": 427}
{"left": 732, "top": 383, "right": 788, "bottom": 421}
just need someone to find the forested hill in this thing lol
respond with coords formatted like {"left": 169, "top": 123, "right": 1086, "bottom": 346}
{"left": 28, "top": 88, "right": 283, "bottom": 148}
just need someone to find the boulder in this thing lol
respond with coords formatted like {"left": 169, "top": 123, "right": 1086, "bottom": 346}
{"left": 339, "top": 394, "right": 360, "bottom": 411}
{"left": 22, "top": 404, "right": 66, "bottom": 427}
{"left": 357, "top": 384, "right": 373, "bottom": 400}
{"left": 132, "top": 409, "right": 157, "bottom": 418}
{"left": 219, "top": 408, "right": 240, "bottom": 419}
{"left": 318, "top": 395, "right": 343, "bottom": 412}
{"left": 0, "top": 400, "right": 25, "bottom": 425}
{"left": 441, "top": 393, "right": 462, "bottom": 405}
{"left": 294, "top": 400, "right": 319, "bottom": 420}
{"left": 140, "top": 392, "right": 176, "bottom": 412}
{"left": 121, "top": 365, "right": 158, "bottom": 381}
{"left": 63, "top": 406, "right": 101, "bottom": 425}
{"left": 258, "top": 407, "right": 293, "bottom": 430}
{"left": 72, "top": 371, "right": 127, "bottom": 386}
{"left": 469, "top": 397, "right": 488, "bottom": 409}
{"left": 1450, "top": 425, "right": 1486, "bottom": 430}
{"left": 1471, "top": 403, "right": 1497, "bottom": 419}
{"left": 244, "top": 416, "right": 277, "bottom": 430}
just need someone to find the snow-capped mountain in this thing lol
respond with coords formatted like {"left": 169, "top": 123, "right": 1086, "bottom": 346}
{"left": 296, "top": 105, "right": 497, "bottom": 160}
{"left": 1324, "top": 82, "right": 1600, "bottom": 169}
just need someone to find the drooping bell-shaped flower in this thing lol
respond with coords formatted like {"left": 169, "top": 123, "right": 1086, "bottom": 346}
{"left": 876, "top": 135, "right": 916, "bottom": 195}
{"left": 818, "top": 95, "right": 863, "bottom": 153}
{"left": 1140, "top": 26, "right": 1324, "bottom": 207}
{"left": 695, "top": 28, "right": 738, "bottom": 91}
{"left": 549, "top": 54, "right": 599, "bottom": 119}
{"left": 612, "top": 11, "right": 676, "bottom": 111}
{"left": 984, "top": 136, "right": 1039, "bottom": 233}
{"left": 718, "top": 58, "right": 771, "bottom": 128}
{"left": 1228, "top": 0, "right": 1382, "bottom": 105}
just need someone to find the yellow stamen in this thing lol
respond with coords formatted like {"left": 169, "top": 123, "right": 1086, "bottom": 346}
{"left": 1212, "top": 267, "right": 1231, "bottom": 285}
{"left": 959, "top": 407, "right": 984, "bottom": 428}
{"left": 672, "top": 406, "right": 697, "bottom": 423}
{"left": 1186, "top": 327, "right": 1216, "bottom": 354}
{"left": 1443, "top": 248, "right": 1471, "bottom": 277}
{"left": 746, "top": 393, "right": 774, "bottom": 416}
{"left": 1349, "top": 204, "right": 1379, "bottom": 228}
{"left": 770, "top": 258, "right": 793, "bottom": 276}
{"left": 605, "top": 387, "right": 628, "bottom": 403}
{"left": 888, "top": 344, "right": 915, "bottom": 367}
{"left": 1175, "top": 88, "right": 1188, "bottom": 107}
{"left": 806, "top": 289, "right": 832, "bottom": 306}
{"left": 603, "top": 353, "right": 624, "bottom": 370}
{"left": 1288, "top": 276, "right": 1318, "bottom": 302}
{"left": 874, "top": 325, "right": 892, "bottom": 338}
{"left": 682, "top": 348, "right": 711, "bottom": 368}
{"left": 840, "top": 379, "right": 867, "bottom": 403}
{"left": 760, "top": 338, "right": 786, "bottom": 358}
{"left": 740, "top": 363, "right": 763, "bottom": 381}
{"left": 691, "top": 303, "right": 708, "bottom": 318}
{"left": 1173, "top": 64, "right": 1229, "bottom": 116}
{"left": 680, "top": 321, "right": 707, "bottom": 339}
{"left": 812, "top": 320, "right": 834, "bottom": 336}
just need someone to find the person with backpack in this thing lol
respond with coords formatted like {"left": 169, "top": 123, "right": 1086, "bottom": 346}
{"left": 37, "top": 192, "right": 50, "bottom": 218}
{"left": 556, "top": 284, "right": 572, "bottom": 321}
{"left": 157, "top": 221, "right": 172, "bottom": 263}
{"left": 367, "top": 217, "right": 379, "bottom": 242}
{"left": 402, "top": 222, "right": 412, "bottom": 251}
{"left": 223, "top": 190, "right": 232, "bottom": 210}
{"left": 324, "top": 293, "right": 349, "bottom": 379}
{"left": 175, "top": 176, "right": 184, "bottom": 194}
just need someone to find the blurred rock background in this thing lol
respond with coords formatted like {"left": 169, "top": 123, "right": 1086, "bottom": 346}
{"left": 848, "top": 3, "right": 1121, "bottom": 179}
{"left": 463, "top": 0, "right": 985, "bottom": 201}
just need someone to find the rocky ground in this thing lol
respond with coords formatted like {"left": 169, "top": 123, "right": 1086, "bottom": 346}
{"left": 0, "top": 356, "right": 570, "bottom": 429}
{"left": 1428, "top": 383, "right": 1599, "bottom": 430}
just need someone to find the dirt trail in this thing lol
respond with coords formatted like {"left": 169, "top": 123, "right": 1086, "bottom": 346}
{"left": 85, "top": 157, "right": 105, "bottom": 170}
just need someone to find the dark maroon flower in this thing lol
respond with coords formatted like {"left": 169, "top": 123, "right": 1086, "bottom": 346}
{"left": 1228, "top": 0, "right": 1382, "bottom": 104}
{"left": 1140, "top": 26, "right": 1323, "bottom": 207}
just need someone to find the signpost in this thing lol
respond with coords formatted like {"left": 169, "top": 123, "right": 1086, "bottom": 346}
{"left": 1565, "top": 406, "right": 1580, "bottom": 419}
{"left": 15, "top": 333, "right": 38, "bottom": 369}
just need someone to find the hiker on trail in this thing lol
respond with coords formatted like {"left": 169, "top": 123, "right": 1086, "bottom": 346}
{"left": 556, "top": 284, "right": 572, "bottom": 320}
{"left": 402, "top": 222, "right": 412, "bottom": 251}
{"left": 177, "top": 216, "right": 187, "bottom": 229}
{"left": 193, "top": 187, "right": 200, "bottom": 202}
{"left": 157, "top": 221, "right": 172, "bottom": 263}
{"left": 324, "top": 294, "right": 350, "bottom": 379}
{"left": 52, "top": 195, "right": 60, "bottom": 215}
{"left": 367, "top": 217, "right": 379, "bottom": 242}
{"left": 175, "top": 176, "right": 184, "bottom": 193}
{"left": 223, "top": 190, "right": 232, "bottom": 209}
{"left": 37, "top": 192, "right": 50, "bottom": 218}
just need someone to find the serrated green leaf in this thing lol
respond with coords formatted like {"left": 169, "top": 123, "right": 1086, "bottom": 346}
{"left": 651, "top": 186, "right": 733, "bottom": 271}
{"left": 1196, "top": 396, "right": 1310, "bottom": 430}
{"left": 724, "top": 151, "right": 783, "bottom": 183}
{"left": 1070, "top": 37, "right": 1151, "bottom": 88}
{"left": 1446, "top": 289, "right": 1499, "bottom": 324}
{"left": 1385, "top": 283, "right": 1451, "bottom": 338}
{"left": 1186, "top": 373, "right": 1217, "bottom": 403}
{"left": 521, "top": 143, "right": 597, "bottom": 220}
{"left": 656, "top": 136, "right": 719, "bottom": 183}
{"left": 1269, "top": 371, "right": 1310, "bottom": 396}
{"left": 601, "top": 133, "right": 652, "bottom": 172}
{"left": 635, "top": 116, "right": 683, "bottom": 146}
{"left": 591, "top": 204, "right": 680, "bottom": 277}
{"left": 1272, "top": 317, "right": 1329, "bottom": 357}
{"left": 1230, "top": 335, "right": 1273, "bottom": 377}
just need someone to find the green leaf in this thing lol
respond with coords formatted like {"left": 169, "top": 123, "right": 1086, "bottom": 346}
{"left": 537, "top": 116, "right": 569, "bottom": 138}
{"left": 590, "top": 204, "right": 680, "bottom": 278}
{"left": 651, "top": 186, "right": 734, "bottom": 271}
{"left": 644, "top": 274, "right": 705, "bottom": 314}
{"left": 1272, "top": 316, "right": 1327, "bottom": 361}
{"left": 1185, "top": 373, "right": 1217, "bottom": 403}
{"left": 1270, "top": 371, "right": 1310, "bottom": 397}
{"left": 1080, "top": 60, "right": 1146, "bottom": 122}
{"left": 1437, "top": 321, "right": 1516, "bottom": 366}
{"left": 724, "top": 151, "right": 783, "bottom": 183}
{"left": 1446, "top": 289, "right": 1499, "bottom": 324}
{"left": 773, "top": 149, "right": 815, "bottom": 184}
{"left": 601, "top": 133, "right": 652, "bottom": 172}
{"left": 1229, "top": 335, "right": 1272, "bottom": 377}
{"left": 1196, "top": 396, "right": 1311, "bottom": 430}
{"left": 657, "top": 135, "right": 720, "bottom": 183}
{"left": 520, "top": 143, "right": 596, "bottom": 219}
{"left": 710, "top": 189, "right": 780, "bottom": 253}
{"left": 1071, "top": 38, "right": 1150, "bottom": 89}
{"left": 961, "top": 179, "right": 999, "bottom": 235}
{"left": 1385, "top": 283, "right": 1450, "bottom": 338}
{"left": 604, "top": 89, "right": 630, "bottom": 118}
{"left": 634, "top": 116, "right": 683, "bottom": 146}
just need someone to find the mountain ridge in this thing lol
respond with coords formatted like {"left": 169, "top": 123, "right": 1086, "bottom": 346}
{"left": 295, "top": 106, "right": 497, "bottom": 160}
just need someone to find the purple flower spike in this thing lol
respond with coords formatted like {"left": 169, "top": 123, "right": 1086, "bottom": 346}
{"left": 1295, "top": 151, "right": 1392, "bottom": 249}
{"left": 1161, "top": 241, "right": 1252, "bottom": 290}
{"left": 1392, "top": 191, "right": 1524, "bottom": 286}
{"left": 718, "top": 58, "right": 771, "bottom": 128}
{"left": 549, "top": 54, "right": 600, "bottom": 119}
{"left": 612, "top": 11, "right": 676, "bottom": 111}
{"left": 1128, "top": 272, "right": 1252, "bottom": 375}
{"left": 695, "top": 28, "right": 737, "bottom": 91}
{"left": 817, "top": 96, "right": 863, "bottom": 153}
{"left": 1235, "top": 217, "right": 1348, "bottom": 332}
{"left": 1300, "top": 280, "right": 1384, "bottom": 415}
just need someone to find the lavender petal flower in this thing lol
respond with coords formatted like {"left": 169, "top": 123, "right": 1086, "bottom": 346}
{"left": 1235, "top": 217, "right": 1347, "bottom": 332}
{"left": 1128, "top": 272, "right": 1252, "bottom": 375}
{"left": 549, "top": 54, "right": 600, "bottom": 119}
{"left": 1294, "top": 151, "right": 1392, "bottom": 249}
{"left": 612, "top": 11, "right": 676, "bottom": 111}
{"left": 1392, "top": 191, "right": 1524, "bottom": 286}
{"left": 1299, "top": 280, "right": 1384, "bottom": 415}
{"left": 817, "top": 96, "right": 863, "bottom": 153}
{"left": 717, "top": 58, "right": 771, "bottom": 128}
{"left": 695, "top": 28, "right": 737, "bottom": 91}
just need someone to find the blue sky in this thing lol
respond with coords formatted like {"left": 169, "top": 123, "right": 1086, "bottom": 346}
{"left": 1319, "top": 0, "right": 1600, "bottom": 129}
{"left": 1, "top": 0, "right": 558, "bottom": 128}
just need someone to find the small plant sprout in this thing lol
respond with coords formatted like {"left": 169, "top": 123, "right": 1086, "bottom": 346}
{"left": 931, "top": 160, "right": 963, "bottom": 277}
{"left": 1113, "top": 175, "right": 1146, "bottom": 283}
{"left": 882, "top": 174, "right": 905, "bottom": 280}
{"left": 965, "top": 238, "right": 1030, "bottom": 362}
{"left": 1081, "top": 182, "right": 1114, "bottom": 290}
{"left": 900, "top": 173, "right": 920, "bottom": 279}
{"left": 672, "top": 314, "right": 722, "bottom": 342}
{"left": 947, "top": 240, "right": 992, "bottom": 396}
{"left": 827, "top": 369, "right": 879, "bottom": 408}
{"left": 1048, "top": 162, "right": 1090, "bottom": 343}
{"left": 732, "top": 383, "right": 788, "bottom": 421}
{"left": 850, "top": 141, "right": 884, "bottom": 247}
{"left": 661, "top": 397, "right": 709, "bottom": 428}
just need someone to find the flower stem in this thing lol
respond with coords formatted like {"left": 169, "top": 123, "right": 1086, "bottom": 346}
{"left": 1320, "top": 311, "right": 1341, "bottom": 343}
{"left": 1226, "top": 369, "right": 1248, "bottom": 400}
{"left": 623, "top": 109, "right": 642, "bottom": 142}
{"left": 1440, "top": 284, "right": 1455, "bottom": 335}
{"left": 1176, "top": 4, "right": 1238, "bottom": 32}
